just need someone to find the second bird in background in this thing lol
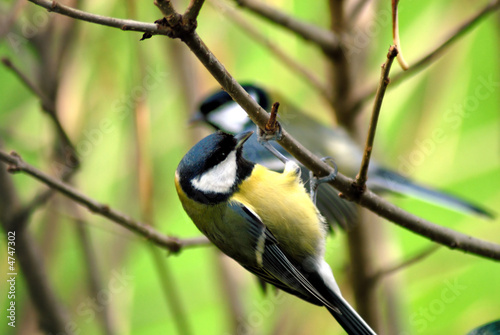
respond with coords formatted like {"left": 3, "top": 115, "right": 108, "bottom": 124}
{"left": 191, "top": 83, "right": 493, "bottom": 230}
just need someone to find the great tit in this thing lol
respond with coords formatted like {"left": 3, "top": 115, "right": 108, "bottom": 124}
{"left": 191, "top": 84, "right": 494, "bottom": 222}
{"left": 175, "top": 131, "right": 376, "bottom": 335}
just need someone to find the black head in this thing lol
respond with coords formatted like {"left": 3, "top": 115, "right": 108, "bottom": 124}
{"left": 176, "top": 131, "right": 255, "bottom": 204}
{"left": 193, "top": 84, "right": 270, "bottom": 133}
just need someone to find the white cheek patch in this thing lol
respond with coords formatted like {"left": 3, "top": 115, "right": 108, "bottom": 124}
{"left": 191, "top": 151, "right": 238, "bottom": 193}
{"left": 207, "top": 92, "right": 258, "bottom": 133}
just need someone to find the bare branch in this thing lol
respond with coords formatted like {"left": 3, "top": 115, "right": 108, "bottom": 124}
{"left": 235, "top": 0, "right": 340, "bottom": 53}
{"left": 74, "top": 216, "right": 117, "bottom": 335}
{"left": 25, "top": 0, "right": 500, "bottom": 261}
{"left": 208, "top": 0, "right": 334, "bottom": 104}
{"left": 0, "top": 156, "right": 73, "bottom": 335}
{"left": 373, "top": 245, "right": 440, "bottom": 283}
{"left": 27, "top": 0, "right": 167, "bottom": 35}
{"left": 350, "top": 0, "right": 500, "bottom": 113}
{"left": 184, "top": 0, "right": 206, "bottom": 22}
{"left": 0, "top": 150, "right": 210, "bottom": 252}
{"left": 354, "top": 46, "right": 398, "bottom": 190}
{"left": 391, "top": 0, "right": 408, "bottom": 70}
{"left": 1, "top": 57, "right": 78, "bottom": 167}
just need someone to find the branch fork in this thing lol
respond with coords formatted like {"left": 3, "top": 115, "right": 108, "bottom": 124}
{"left": 145, "top": 0, "right": 205, "bottom": 41}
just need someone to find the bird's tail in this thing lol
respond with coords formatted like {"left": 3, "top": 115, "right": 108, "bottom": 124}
{"left": 325, "top": 295, "right": 377, "bottom": 335}
{"left": 369, "top": 168, "right": 494, "bottom": 219}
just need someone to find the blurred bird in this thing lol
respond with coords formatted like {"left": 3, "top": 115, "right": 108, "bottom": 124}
{"left": 191, "top": 84, "right": 494, "bottom": 227}
{"left": 467, "top": 319, "right": 500, "bottom": 335}
{"left": 175, "top": 130, "right": 377, "bottom": 334}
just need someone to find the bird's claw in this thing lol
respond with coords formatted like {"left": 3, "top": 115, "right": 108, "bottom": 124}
{"left": 309, "top": 157, "right": 338, "bottom": 204}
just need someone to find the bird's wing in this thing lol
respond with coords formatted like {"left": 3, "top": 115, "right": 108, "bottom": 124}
{"left": 227, "top": 201, "right": 339, "bottom": 311}
{"left": 227, "top": 201, "right": 377, "bottom": 335}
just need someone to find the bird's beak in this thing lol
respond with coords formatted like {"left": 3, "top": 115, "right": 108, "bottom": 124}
{"left": 188, "top": 112, "right": 205, "bottom": 126}
{"left": 235, "top": 130, "right": 254, "bottom": 149}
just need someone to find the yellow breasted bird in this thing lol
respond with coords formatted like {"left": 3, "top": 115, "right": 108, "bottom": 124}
{"left": 175, "top": 130, "right": 376, "bottom": 335}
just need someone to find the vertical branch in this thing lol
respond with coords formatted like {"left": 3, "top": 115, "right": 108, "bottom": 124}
{"left": 328, "top": 0, "right": 355, "bottom": 130}
{"left": 327, "top": 2, "right": 398, "bottom": 332}
{"left": 355, "top": 46, "right": 398, "bottom": 190}
{"left": 0, "top": 155, "right": 73, "bottom": 335}
{"left": 129, "top": 2, "right": 194, "bottom": 334}
{"left": 74, "top": 215, "right": 117, "bottom": 335}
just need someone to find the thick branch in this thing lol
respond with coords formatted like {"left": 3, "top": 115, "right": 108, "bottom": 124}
{"left": 354, "top": 46, "right": 398, "bottom": 190}
{"left": 350, "top": 0, "right": 500, "bottom": 113}
{"left": 26, "top": 0, "right": 500, "bottom": 261}
{"left": 235, "top": 0, "right": 341, "bottom": 54}
{"left": 0, "top": 150, "right": 209, "bottom": 252}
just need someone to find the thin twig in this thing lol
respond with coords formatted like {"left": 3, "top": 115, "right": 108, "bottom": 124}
{"left": 235, "top": 0, "right": 340, "bottom": 54}
{"left": 184, "top": 0, "right": 206, "bottom": 22}
{"left": 27, "top": 0, "right": 167, "bottom": 35}
{"left": 208, "top": 0, "right": 334, "bottom": 104}
{"left": 1, "top": 57, "right": 79, "bottom": 167}
{"left": 354, "top": 46, "right": 398, "bottom": 190}
{"left": 1, "top": 57, "right": 55, "bottom": 111}
{"left": 350, "top": 0, "right": 500, "bottom": 113}
{"left": 0, "top": 150, "right": 210, "bottom": 252}
{"left": 2, "top": 56, "right": 79, "bottom": 231}
{"left": 25, "top": 0, "right": 500, "bottom": 261}
{"left": 391, "top": 0, "right": 408, "bottom": 70}
{"left": 373, "top": 245, "right": 440, "bottom": 284}
{"left": 74, "top": 216, "right": 117, "bottom": 335}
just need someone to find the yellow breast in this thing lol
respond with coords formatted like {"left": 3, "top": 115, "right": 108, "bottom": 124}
{"left": 231, "top": 164, "right": 326, "bottom": 261}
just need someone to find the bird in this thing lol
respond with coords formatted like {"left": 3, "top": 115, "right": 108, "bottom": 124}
{"left": 191, "top": 84, "right": 494, "bottom": 224}
{"left": 175, "top": 130, "right": 377, "bottom": 334}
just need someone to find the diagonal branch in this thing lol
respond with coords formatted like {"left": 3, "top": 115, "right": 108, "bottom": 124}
{"left": 209, "top": 0, "right": 333, "bottom": 104}
{"left": 1, "top": 57, "right": 78, "bottom": 167}
{"left": 27, "top": 0, "right": 168, "bottom": 35}
{"left": 354, "top": 46, "right": 398, "bottom": 190}
{"left": 184, "top": 0, "right": 206, "bottom": 22}
{"left": 0, "top": 150, "right": 210, "bottom": 252}
{"left": 25, "top": 0, "right": 500, "bottom": 261}
{"left": 373, "top": 245, "right": 440, "bottom": 284}
{"left": 350, "top": 0, "right": 500, "bottom": 113}
{"left": 235, "top": 0, "right": 341, "bottom": 54}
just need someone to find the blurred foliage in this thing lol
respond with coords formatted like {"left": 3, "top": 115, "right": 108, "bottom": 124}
{"left": 0, "top": 0, "right": 499, "bottom": 334}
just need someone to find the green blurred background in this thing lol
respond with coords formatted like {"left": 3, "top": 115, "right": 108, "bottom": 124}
{"left": 0, "top": 0, "right": 499, "bottom": 334}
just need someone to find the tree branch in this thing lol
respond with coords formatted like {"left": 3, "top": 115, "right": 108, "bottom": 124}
{"left": 235, "top": 0, "right": 341, "bottom": 54}
{"left": 373, "top": 245, "right": 440, "bottom": 283}
{"left": 209, "top": 0, "right": 333, "bottom": 104}
{"left": 0, "top": 150, "right": 210, "bottom": 252}
{"left": 25, "top": 0, "right": 500, "bottom": 261}
{"left": 27, "top": 0, "right": 169, "bottom": 35}
{"left": 184, "top": 0, "right": 206, "bottom": 22}
{"left": 0, "top": 154, "right": 73, "bottom": 335}
{"left": 1, "top": 57, "right": 78, "bottom": 167}
{"left": 350, "top": 0, "right": 500, "bottom": 113}
{"left": 354, "top": 46, "right": 398, "bottom": 190}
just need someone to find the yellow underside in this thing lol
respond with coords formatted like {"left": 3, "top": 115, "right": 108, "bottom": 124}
{"left": 231, "top": 164, "right": 325, "bottom": 259}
